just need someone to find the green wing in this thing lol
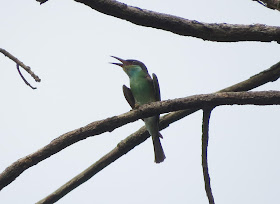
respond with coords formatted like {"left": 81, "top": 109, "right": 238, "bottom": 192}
{"left": 123, "top": 85, "right": 135, "bottom": 109}
{"left": 152, "top": 73, "right": 161, "bottom": 101}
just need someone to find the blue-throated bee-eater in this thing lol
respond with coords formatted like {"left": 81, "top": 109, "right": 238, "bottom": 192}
{"left": 111, "top": 56, "right": 166, "bottom": 163}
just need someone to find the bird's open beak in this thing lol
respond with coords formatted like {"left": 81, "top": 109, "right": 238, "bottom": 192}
{"left": 111, "top": 56, "right": 130, "bottom": 67}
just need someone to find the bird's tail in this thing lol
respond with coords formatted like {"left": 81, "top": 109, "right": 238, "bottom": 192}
{"left": 152, "top": 133, "right": 166, "bottom": 163}
{"left": 145, "top": 117, "right": 166, "bottom": 163}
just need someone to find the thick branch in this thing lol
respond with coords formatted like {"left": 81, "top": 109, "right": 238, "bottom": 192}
{"left": 35, "top": 0, "right": 280, "bottom": 42}
{"left": 65, "top": 0, "right": 280, "bottom": 43}
{"left": 0, "top": 48, "right": 41, "bottom": 83}
{"left": 1, "top": 59, "right": 280, "bottom": 191}
{"left": 36, "top": 91, "right": 280, "bottom": 203}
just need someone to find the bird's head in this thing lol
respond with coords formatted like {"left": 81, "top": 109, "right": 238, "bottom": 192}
{"left": 111, "top": 56, "right": 148, "bottom": 77}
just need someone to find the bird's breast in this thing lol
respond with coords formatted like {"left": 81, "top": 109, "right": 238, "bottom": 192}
{"left": 130, "top": 77, "right": 155, "bottom": 105}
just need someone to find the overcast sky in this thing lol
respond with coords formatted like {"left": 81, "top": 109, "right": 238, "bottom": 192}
{"left": 1, "top": 0, "right": 280, "bottom": 203}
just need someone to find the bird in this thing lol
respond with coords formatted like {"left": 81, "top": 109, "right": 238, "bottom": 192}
{"left": 111, "top": 56, "right": 166, "bottom": 163}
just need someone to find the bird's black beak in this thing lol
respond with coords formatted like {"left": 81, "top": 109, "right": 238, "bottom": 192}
{"left": 111, "top": 56, "right": 130, "bottom": 67}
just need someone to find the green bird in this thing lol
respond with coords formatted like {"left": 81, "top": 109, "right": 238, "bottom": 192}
{"left": 111, "top": 56, "right": 166, "bottom": 163}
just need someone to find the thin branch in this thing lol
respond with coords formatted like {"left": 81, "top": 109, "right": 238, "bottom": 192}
{"left": 36, "top": 127, "right": 151, "bottom": 204}
{"left": 202, "top": 108, "right": 215, "bottom": 204}
{"left": 68, "top": 0, "right": 280, "bottom": 43}
{"left": 0, "top": 48, "right": 41, "bottom": 83}
{"left": 219, "top": 61, "right": 280, "bottom": 92}
{"left": 35, "top": 91, "right": 280, "bottom": 203}
{"left": 1, "top": 60, "right": 280, "bottom": 191}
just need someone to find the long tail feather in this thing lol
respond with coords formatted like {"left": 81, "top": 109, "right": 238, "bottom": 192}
{"left": 144, "top": 117, "right": 166, "bottom": 163}
{"left": 152, "top": 134, "right": 166, "bottom": 163}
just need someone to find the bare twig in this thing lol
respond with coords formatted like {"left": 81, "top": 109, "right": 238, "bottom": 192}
{"left": 0, "top": 48, "right": 41, "bottom": 87}
{"left": 72, "top": 0, "right": 280, "bottom": 43}
{"left": 1, "top": 60, "right": 280, "bottom": 192}
{"left": 202, "top": 108, "right": 215, "bottom": 204}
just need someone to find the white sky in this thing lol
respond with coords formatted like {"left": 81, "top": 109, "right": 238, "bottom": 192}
{"left": 1, "top": 0, "right": 280, "bottom": 203}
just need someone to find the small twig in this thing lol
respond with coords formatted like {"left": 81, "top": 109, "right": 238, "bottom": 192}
{"left": 16, "top": 64, "right": 37, "bottom": 89}
{"left": 0, "top": 48, "right": 41, "bottom": 84}
{"left": 202, "top": 108, "right": 215, "bottom": 204}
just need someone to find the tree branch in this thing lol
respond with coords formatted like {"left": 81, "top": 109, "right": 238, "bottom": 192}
{"left": 202, "top": 108, "right": 215, "bottom": 204}
{"left": 219, "top": 61, "right": 280, "bottom": 92}
{"left": 159, "top": 60, "right": 280, "bottom": 128}
{"left": 35, "top": 91, "right": 280, "bottom": 203}
{"left": 0, "top": 48, "right": 41, "bottom": 83}
{"left": 35, "top": 0, "right": 280, "bottom": 43}
{"left": 1, "top": 59, "right": 280, "bottom": 191}
{"left": 36, "top": 126, "right": 151, "bottom": 204}
{"left": 63, "top": 0, "right": 280, "bottom": 43}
